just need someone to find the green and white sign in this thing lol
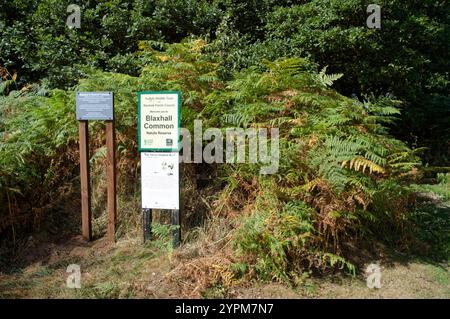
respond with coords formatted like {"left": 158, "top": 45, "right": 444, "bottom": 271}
{"left": 138, "top": 91, "right": 180, "bottom": 151}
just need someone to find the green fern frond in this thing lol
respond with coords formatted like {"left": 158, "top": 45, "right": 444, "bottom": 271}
{"left": 316, "top": 66, "right": 343, "bottom": 88}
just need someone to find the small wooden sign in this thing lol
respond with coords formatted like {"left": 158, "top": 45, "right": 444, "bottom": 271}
{"left": 76, "top": 92, "right": 116, "bottom": 243}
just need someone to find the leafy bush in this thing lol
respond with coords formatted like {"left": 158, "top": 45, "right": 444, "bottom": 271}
{"left": 2, "top": 1, "right": 448, "bottom": 165}
{"left": 200, "top": 56, "right": 420, "bottom": 280}
{"left": 0, "top": 40, "right": 217, "bottom": 240}
{"left": 0, "top": 0, "right": 222, "bottom": 88}
{"left": 235, "top": 198, "right": 355, "bottom": 282}
{"left": 437, "top": 173, "right": 450, "bottom": 186}
{"left": 0, "top": 40, "right": 431, "bottom": 282}
{"left": 210, "top": 0, "right": 450, "bottom": 164}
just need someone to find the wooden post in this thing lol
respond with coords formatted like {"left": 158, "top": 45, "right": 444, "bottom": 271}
{"left": 79, "top": 121, "right": 92, "bottom": 241}
{"left": 106, "top": 120, "right": 116, "bottom": 243}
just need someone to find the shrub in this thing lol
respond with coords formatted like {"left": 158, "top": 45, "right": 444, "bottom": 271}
{"left": 200, "top": 56, "right": 420, "bottom": 281}
{"left": 0, "top": 41, "right": 424, "bottom": 282}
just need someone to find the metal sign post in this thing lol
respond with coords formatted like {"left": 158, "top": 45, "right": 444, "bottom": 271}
{"left": 143, "top": 208, "right": 152, "bottom": 242}
{"left": 171, "top": 209, "right": 181, "bottom": 248}
{"left": 138, "top": 91, "right": 181, "bottom": 247}
{"left": 76, "top": 92, "right": 116, "bottom": 242}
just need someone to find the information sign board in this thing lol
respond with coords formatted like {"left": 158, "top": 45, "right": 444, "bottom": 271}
{"left": 138, "top": 91, "right": 180, "bottom": 151}
{"left": 141, "top": 152, "right": 179, "bottom": 210}
{"left": 76, "top": 92, "right": 114, "bottom": 120}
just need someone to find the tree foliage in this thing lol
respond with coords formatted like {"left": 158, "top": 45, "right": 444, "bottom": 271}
{"left": 0, "top": 0, "right": 448, "bottom": 280}
{"left": 210, "top": 0, "right": 450, "bottom": 164}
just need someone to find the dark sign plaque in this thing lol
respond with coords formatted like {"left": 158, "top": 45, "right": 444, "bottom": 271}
{"left": 76, "top": 92, "right": 114, "bottom": 120}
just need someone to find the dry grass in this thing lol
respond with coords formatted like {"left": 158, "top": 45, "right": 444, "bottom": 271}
{"left": 1, "top": 233, "right": 447, "bottom": 299}
{"left": 0, "top": 217, "right": 448, "bottom": 299}
{"left": 315, "top": 261, "right": 450, "bottom": 299}
{"left": 1, "top": 181, "right": 448, "bottom": 299}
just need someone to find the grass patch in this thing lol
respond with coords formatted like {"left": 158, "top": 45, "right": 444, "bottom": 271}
{"left": 410, "top": 173, "right": 450, "bottom": 201}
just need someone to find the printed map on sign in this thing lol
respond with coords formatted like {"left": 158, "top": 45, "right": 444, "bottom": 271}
{"left": 138, "top": 92, "right": 180, "bottom": 151}
{"left": 141, "top": 152, "right": 179, "bottom": 209}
